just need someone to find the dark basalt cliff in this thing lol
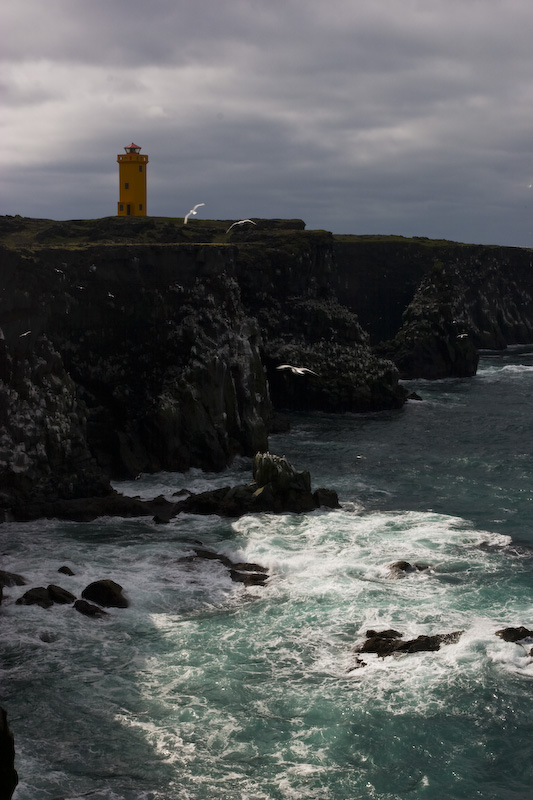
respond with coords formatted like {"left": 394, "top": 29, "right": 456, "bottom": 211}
{"left": 1, "top": 216, "right": 532, "bottom": 519}
{"left": 334, "top": 236, "right": 533, "bottom": 378}
{"left": 0, "top": 216, "right": 402, "bottom": 519}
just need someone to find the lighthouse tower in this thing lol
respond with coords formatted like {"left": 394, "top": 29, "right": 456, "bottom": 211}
{"left": 117, "top": 142, "right": 148, "bottom": 216}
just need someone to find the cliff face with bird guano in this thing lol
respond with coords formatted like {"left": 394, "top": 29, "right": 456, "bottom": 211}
{"left": 334, "top": 236, "right": 533, "bottom": 378}
{"left": 1, "top": 216, "right": 532, "bottom": 520}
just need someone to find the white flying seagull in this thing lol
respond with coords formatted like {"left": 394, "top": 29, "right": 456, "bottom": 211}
{"left": 184, "top": 203, "right": 205, "bottom": 224}
{"left": 226, "top": 219, "right": 257, "bottom": 233}
{"left": 276, "top": 364, "right": 319, "bottom": 376}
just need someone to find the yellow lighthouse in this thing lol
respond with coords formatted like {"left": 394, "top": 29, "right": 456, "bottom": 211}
{"left": 117, "top": 142, "right": 148, "bottom": 216}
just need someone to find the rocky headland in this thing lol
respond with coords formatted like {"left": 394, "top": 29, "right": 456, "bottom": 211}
{"left": 1, "top": 215, "right": 532, "bottom": 520}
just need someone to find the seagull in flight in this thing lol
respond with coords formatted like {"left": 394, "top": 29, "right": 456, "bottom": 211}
{"left": 19, "top": 330, "right": 31, "bottom": 337}
{"left": 276, "top": 364, "right": 319, "bottom": 376}
{"left": 184, "top": 203, "right": 205, "bottom": 224}
{"left": 226, "top": 219, "right": 257, "bottom": 233}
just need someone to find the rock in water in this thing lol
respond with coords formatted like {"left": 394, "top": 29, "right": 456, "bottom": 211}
{"left": 0, "top": 570, "right": 26, "bottom": 587}
{"left": 253, "top": 452, "right": 311, "bottom": 493}
{"left": 47, "top": 584, "right": 76, "bottom": 604}
{"left": 495, "top": 626, "right": 533, "bottom": 642}
{"left": 74, "top": 599, "right": 108, "bottom": 618}
{"left": 81, "top": 579, "right": 129, "bottom": 608}
{"left": 172, "top": 452, "right": 339, "bottom": 517}
{"left": 356, "top": 629, "right": 463, "bottom": 658}
{"left": 0, "top": 707, "right": 18, "bottom": 800}
{"left": 15, "top": 587, "right": 53, "bottom": 609}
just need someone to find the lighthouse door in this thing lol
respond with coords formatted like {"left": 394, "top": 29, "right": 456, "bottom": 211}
{"left": 126, "top": 204, "right": 131, "bottom": 215}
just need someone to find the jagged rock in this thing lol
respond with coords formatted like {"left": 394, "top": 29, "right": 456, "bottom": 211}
{"left": 81, "top": 579, "right": 128, "bottom": 608}
{"left": 172, "top": 453, "right": 339, "bottom": 517}
{"left": 16, "top": 586, "right": 53, "bottom": 609}
{"left": 74, "top": 599, "right": 108, "bottom": 618}
{"left": 388, "top": 561, "right": 430, "bottom": 577}
{"left": 233, "top": 561, "right": 268, "bottom": 573}
{"left": 172, "top": 466, "right": 339, "bottom": 517}
{"left": 376, "top": 260, "right": 481, "bottom": 379}
{"left": 58, "top": 565, "right": 75, "bottom": 576}
{"left": 0, "top": 707, "right": 18, "bottom": 800}
{"left": 366, "top": 628, "right": 403, "bottom": 639}
{"left": 229, "top": 569, "right": 268, "bottom": 585}
{"left": 356, "top": 629, "right": 463, "bottom": 657}
{"left": 47, "top": 584, "right": 76, "bottom": 604}
{"left": 495, "top": 626, "right": 533, "bottom": 642}
{"left": 253, "top": 452, "right": 310, "bottom": 491}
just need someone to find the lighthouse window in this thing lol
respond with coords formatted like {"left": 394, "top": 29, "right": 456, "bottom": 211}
{"left": 125, "top": 182, "right": 129, "bottom": 189}
{"left": 139, "top": 165, "right": 143, "bottom": 173}
{"left": 139, "top": 204, "right": 143, "bottom": 211}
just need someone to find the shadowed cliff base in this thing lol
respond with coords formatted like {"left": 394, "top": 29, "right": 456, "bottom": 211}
{"left": 10, "top": 453, "right": 339, "bottom": 523}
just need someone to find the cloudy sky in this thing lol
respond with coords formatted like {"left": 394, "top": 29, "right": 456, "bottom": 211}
{"left": 2, "top": 0, "right": 532, "bottom": 246}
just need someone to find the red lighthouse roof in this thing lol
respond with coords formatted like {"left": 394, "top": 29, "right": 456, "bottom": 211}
{"left": 124, "top": 142, "right": 142, "bottom": 153}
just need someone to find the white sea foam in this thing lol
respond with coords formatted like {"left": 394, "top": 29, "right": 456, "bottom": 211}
{"left": 4, "top": 354, "right": 533, "bottom": 798}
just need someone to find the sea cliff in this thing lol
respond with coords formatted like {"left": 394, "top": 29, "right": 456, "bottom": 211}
{"left": 1, "top": 216, "right": 532, "bottom": 519}
{"left": 334, "top": 235, "right": 533, "bottom": 378}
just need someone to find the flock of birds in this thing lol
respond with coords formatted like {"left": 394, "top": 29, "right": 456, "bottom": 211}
{"left": 183, "top": 203, "right": 257, "bottom": 234}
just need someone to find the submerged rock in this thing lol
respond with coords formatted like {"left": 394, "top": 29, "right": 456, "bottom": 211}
{"left": 387, "top": 561, "right": 430, "bottom": 577}
{"left": 229, "top": 569, "right": 268, "bottom": 586}
{"left": 180, "top": 545, "right": 270, "bottom": 586}
{"left": 74, "top": 599, "right": 108, "bottom": 618}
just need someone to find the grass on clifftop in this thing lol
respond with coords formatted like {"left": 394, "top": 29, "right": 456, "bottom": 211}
{"left": 0, "top": 215, "right": 311, "bottom": 251}
{"left": 332, "top": 233, "right": 475, "bottom": 247}
{"left": 0, "top": 215, "right": 482, "bottom": 251}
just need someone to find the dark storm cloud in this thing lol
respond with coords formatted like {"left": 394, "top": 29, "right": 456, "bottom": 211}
{"left": 2, "top": 0, "right": 532, "bottom": 245}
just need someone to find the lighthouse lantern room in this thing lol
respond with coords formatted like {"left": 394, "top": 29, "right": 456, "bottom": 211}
{"left": 117, "top": 142, "right": 148, "bottom": 216}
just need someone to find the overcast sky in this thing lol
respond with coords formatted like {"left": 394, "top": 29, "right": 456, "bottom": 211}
{"left": 2, "top": 0, "right": 532, "bottom": 246}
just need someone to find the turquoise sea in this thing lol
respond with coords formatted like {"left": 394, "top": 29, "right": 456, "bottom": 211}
{"left": 1, "top": 350, "right": 533, "bottom": 799}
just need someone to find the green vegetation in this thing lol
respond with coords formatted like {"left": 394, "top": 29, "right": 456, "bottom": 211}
{"left": 0, "top": 215, "right": 308, "bottom": 251}
{"left": 332, "top": 233, "right": 472, "bottom": 247}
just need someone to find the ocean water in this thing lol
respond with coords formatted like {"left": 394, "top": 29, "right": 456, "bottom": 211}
{"left": 1, "top": 350, "right": 533, "bottom": 800}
